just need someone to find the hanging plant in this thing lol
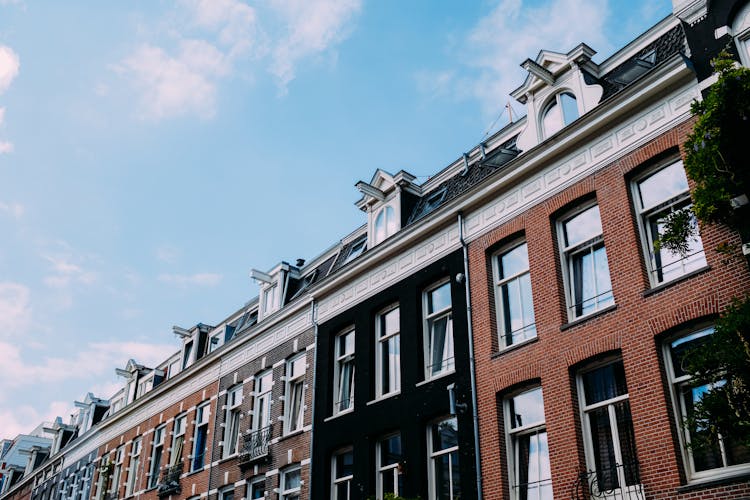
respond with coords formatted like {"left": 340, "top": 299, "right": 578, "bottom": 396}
{"left": 657, "top": 49, "right": 750, "bottom": 255}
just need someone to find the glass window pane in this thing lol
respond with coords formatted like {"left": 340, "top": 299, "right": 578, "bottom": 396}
{"left": 669, "top": 328, "right": 712, "bottom": 377}
{"left": 583, "top": 361, "right": 628, "bottom": 405}
{"left": 335, "top": 451, "right": 353, "bottom": 477}
{"left": 285, "top": 470, "right": 300, "bottom": 489}
{"left": 383, "top": 308, "right": 399, "bottom": 336}
{"left": 432, "top": 418, "right": 458, "bottom": 451}
{"left": 381, "top": 435, "right": 402, "bottom": 466}
{"left": 500, "top": 243, "right": 529, "bottom": 279}
{"left": 560, "top": 93, "right": 579, "bottom": 125}
{"left": 428, "top": 282, "right": 451, "bottom": 314}
{"left": 564, "top": 205, "right": 603, "bottom": 247}
{"left": 509, "top": 387, "right": 545, "bottom": 429}
{"left": 542, "top": 101, "right": 563, "bottom": 137}
{"left": 638, "top": 162, "right": 689, "bottom": 210}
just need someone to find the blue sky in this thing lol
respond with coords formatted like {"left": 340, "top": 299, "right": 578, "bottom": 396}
{"left": 0, "top": 0, "right": 671, "bottom": 438}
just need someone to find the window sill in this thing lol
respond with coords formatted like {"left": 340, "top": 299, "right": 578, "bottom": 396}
{"left": 416, "top": 370, "right": 455, "bottom": 387}
{"left": 367, "top": 392, "right": 401, "bottom": 406}
{"left": 324, "top": 409, "right": 354, "bottom": 423}
{"left": 186, "top": 467, "right": 204, "bottom": 476}
{"left": 676, "top": 470, "right": 750, "bottom": 494}
{"left": 492, "top": 336, "right": 538, "bottom": 359}
{"left": 218, "top": 452, "right": 239, "bottom": 464}
{"left": 279, "top": 429, "right": 304, "bottom": 440}
{"left": 642, "top": 265, "right": 711, "bottom": 298}
{"left": 560, "top": 304, "right": 617, "bottom": 331}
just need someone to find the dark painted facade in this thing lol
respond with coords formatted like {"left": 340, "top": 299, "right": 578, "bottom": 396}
{"left": 311, "top": 250, "right": 477, "bottom": 500}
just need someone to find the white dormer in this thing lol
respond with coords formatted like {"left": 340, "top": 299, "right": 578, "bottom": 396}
{"left": 356, "top": 169, "right": 422, "bottom": 248}
{"left": 511, "top": 44, "right": 603, "bottom": 151}
{"left": 251, "top": 262, "right": 300, "bottom": 321}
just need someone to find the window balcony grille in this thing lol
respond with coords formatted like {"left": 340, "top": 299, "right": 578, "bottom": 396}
{"left": 238, "top": 425, "right": 273, "bottom": 466}
{"left": 571, "top": 462, "right": 644, "bottom": 500}
{"left": 156, "top": 461, "right": 183, "bottom": 497}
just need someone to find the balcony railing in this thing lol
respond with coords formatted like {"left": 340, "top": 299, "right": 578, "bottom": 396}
{"left": 157, "top": 461, "right": 183, "bottom": 497}
{"left": 571, "top": 462, "right": 644, "bottom": 500}
{"left": 238, "top": 425, "right": 272, "bottom": 466}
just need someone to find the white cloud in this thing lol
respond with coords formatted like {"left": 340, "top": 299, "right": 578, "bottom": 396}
{"left": 116, "top": 40, "right": 229, "bottom": 120}
{"left": 158, "top": 272, "right": 222, "bottom": 287}
{"left": 0, "top": 45, "right": 19, "bottom": 94}
{"left": 0, "top": 402, "right": 70, "bottom": 440}
{"left": 181, "top": 0, "right": 263, "bottom": 57}
{"left": 0, "top": 201, "right": 24, "bottom": 218}
{"left": 42, "top": 254, "right": 97, "bottom": 290}
{"left": 268, "top": 0, "right": 362, "bottom": 90}
{"left": 155, "top": 245, "right": 180, "bottom": 264}
{"left": 0, "top": 140, "right": 12, "bottom": 153}
{"left": 0, "top": 106, "right": 5, "bottom": 125}
{"left": 0, "top": 340, "right": 177, "bottom": 390}
{"left": 418, "top": 0, "right": 610, "bottom": 117}
{"left": 0, "top": 282, "right": 31, "bottom": 337}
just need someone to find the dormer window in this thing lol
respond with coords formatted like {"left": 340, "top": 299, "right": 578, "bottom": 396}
{"left": 374, "top": 205, "right": 397, "bottom": 244}
{"left": 343, "top": 240, "right": 366, "bottom": 265}
{"left": 541, "top": 91, "right": 579, "bottom": 137}
{"left": 262, "top": 284, "right": 279, "bottom": 315}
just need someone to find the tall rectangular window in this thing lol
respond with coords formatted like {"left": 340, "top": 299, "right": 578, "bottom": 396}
{"left": 578, "top": 359, "right": 640, "bottom": 495}
{"left": 424, "top": 281, "right": 455, "bottom": 379}
{"left": 377, "top": 434, "right": 403, "bottom": 499}
{"left": 192, "top": 403, "right": 210, "bottom": 471}
{"left": 252, "top": 371, "right": 273, "bottom": 431}
{"left": 148, "top": 425, "right": 165, "bottom": 489}
{"left": 111, "top": 446, "right": 124, "bottom": 497}
{"left": 504, "top": 387, "right": 552, "bottom": 499}
{"left": 280, "top": 466, "right": 301, "bottom": 500}
{"left": 170, "top": 414, "right": 186, "bottom": 466}
{"left": 285, "top": 354, "right": 306, "bottom": 434}
{"left": 125, "top": 438, "right": 141, "bottom": 496}
{"left": 331, "top": 448, "right": 353, "bottom": 500}
{"left": 559, "top": 204, "right": 614, "bottom": 319}
{"left": 376, "top": 306, "right": 401, "bottom": 398}
{"left": 223, "top": 385, "right": 243, "bottom": 458}
{"left": 633, "top": 160, "right": 706, "bottom": 285}
{"left": 333, "top": 329, "right": 355, "bottom": 414}
{"left": 494, "top": 241, "right": 536, "bottom": 348}
{"left": 665, "top": 327, "right": 750, "bottom": 478}
{"left": 219, "top": 487, "right": 234, "bottom": 500}
{"left": 427, "top": 417, "right": 461, "bottom": 500}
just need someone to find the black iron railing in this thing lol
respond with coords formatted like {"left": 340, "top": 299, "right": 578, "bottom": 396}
{"left": 157, "top": 461, "right": 183, "bottom": 497}
{"left": 238, "top": 425, "right": 272, "bottom": 465}
{"left": 571, "top": 462, "right": 644, "bottom": 499}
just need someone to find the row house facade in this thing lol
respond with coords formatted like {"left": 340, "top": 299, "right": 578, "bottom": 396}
{"left": 2, "top": 0, "right": 750, "bottom": 499}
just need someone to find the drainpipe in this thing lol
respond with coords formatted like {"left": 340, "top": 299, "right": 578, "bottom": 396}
{"left": 458, "top": 211, "right": 483, "bottom": 500}
{"left": 307, "top": 298, "right": 319, "bottom": 499}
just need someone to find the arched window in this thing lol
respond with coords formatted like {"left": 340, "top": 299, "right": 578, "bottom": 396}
{"left": 374, "top": 205, "right": 396, "bottom": 244}
{"left": 541, "top": 92, "right": 579, "bottom": 137}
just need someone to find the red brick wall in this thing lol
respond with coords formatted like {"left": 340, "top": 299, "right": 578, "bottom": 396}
{"left": 468, "top": 119, "right": 750, "bottom": 500}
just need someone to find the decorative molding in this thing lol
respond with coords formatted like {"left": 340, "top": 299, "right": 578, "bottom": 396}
{"left": 316, "top": 227, "right": 461, "bottom": 322}
{"left": 464, "top": 83, "right": 699, "bottom": 241}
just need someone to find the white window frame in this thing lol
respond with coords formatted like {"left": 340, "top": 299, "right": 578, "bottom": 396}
{"left": 333, "top": 328, "right": 355, "bottom": 415}
{"left": 262, "top": 284, "right": 279, "bottom": 317}
{"left": 427, "top": 417, "right": 460, "bottom": 500}
{"left": 541, "top": 91, "right": 579, "bottom": 138}
{"left": 191, "top": 402, "right": 210, "bottom": 471}
{"left": 504, "top": 387, "right": 552, "bottom": 500}
{"left": 148, "top": 425, "right": 166, "bottom": 489}
{"left": 423, "top": 280, "right": 455, "bottom": 380}
{"left": 252, "top": 370, "right": 273, "bottom": 432}
{"left": 663, "top": 326, "right": 750, "bottom": 481}
{"left": 558, "top": 202, "right": 614, "bottom": 321}
{"left": 493, "top": 239, "right": 536, "bottom": 349}
{"left": 576, "top": 358, "right": 642, "bottom": 497}
{"left": 733, "top": 2, "right": 750, "bottom": 67}
{"left": 170, "top": 414, "right": 186, "bottom": 466}
{"left": 631, "top": 159, "right": 706, "bottom": 286}
{"left": 111, "top": 446, "right": 124, "bottom": 497}
{"left": 284, "top": 354, "right": 306, "bottom": 434}
{"left": 125, "top": 438, "right": 141, "bottom": 497}
{"left": 223, "top": 385, "right": 243, "bottom": 458}
{"left": 280, "top": 466, "right": 301, "bottom": 500}
{"left": 375, "top": 305, "right": 401, "bottom": 399}
{"left": 343, "top": 239, "right": 366, "bottom": 265}
{"left": 246, "top": 477, "right": 265, "bottom": 499}
{"left": 373, "top": 204, "right": 398, "bottom": 244}
{"left": 331, "top": 448, "right": 353, "bottom": 500}
{"left": 376, "top": 433, "right": 402, "bottom": 499}
{"left": 219, "top": 486, "right": 235, "bottom": 500}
